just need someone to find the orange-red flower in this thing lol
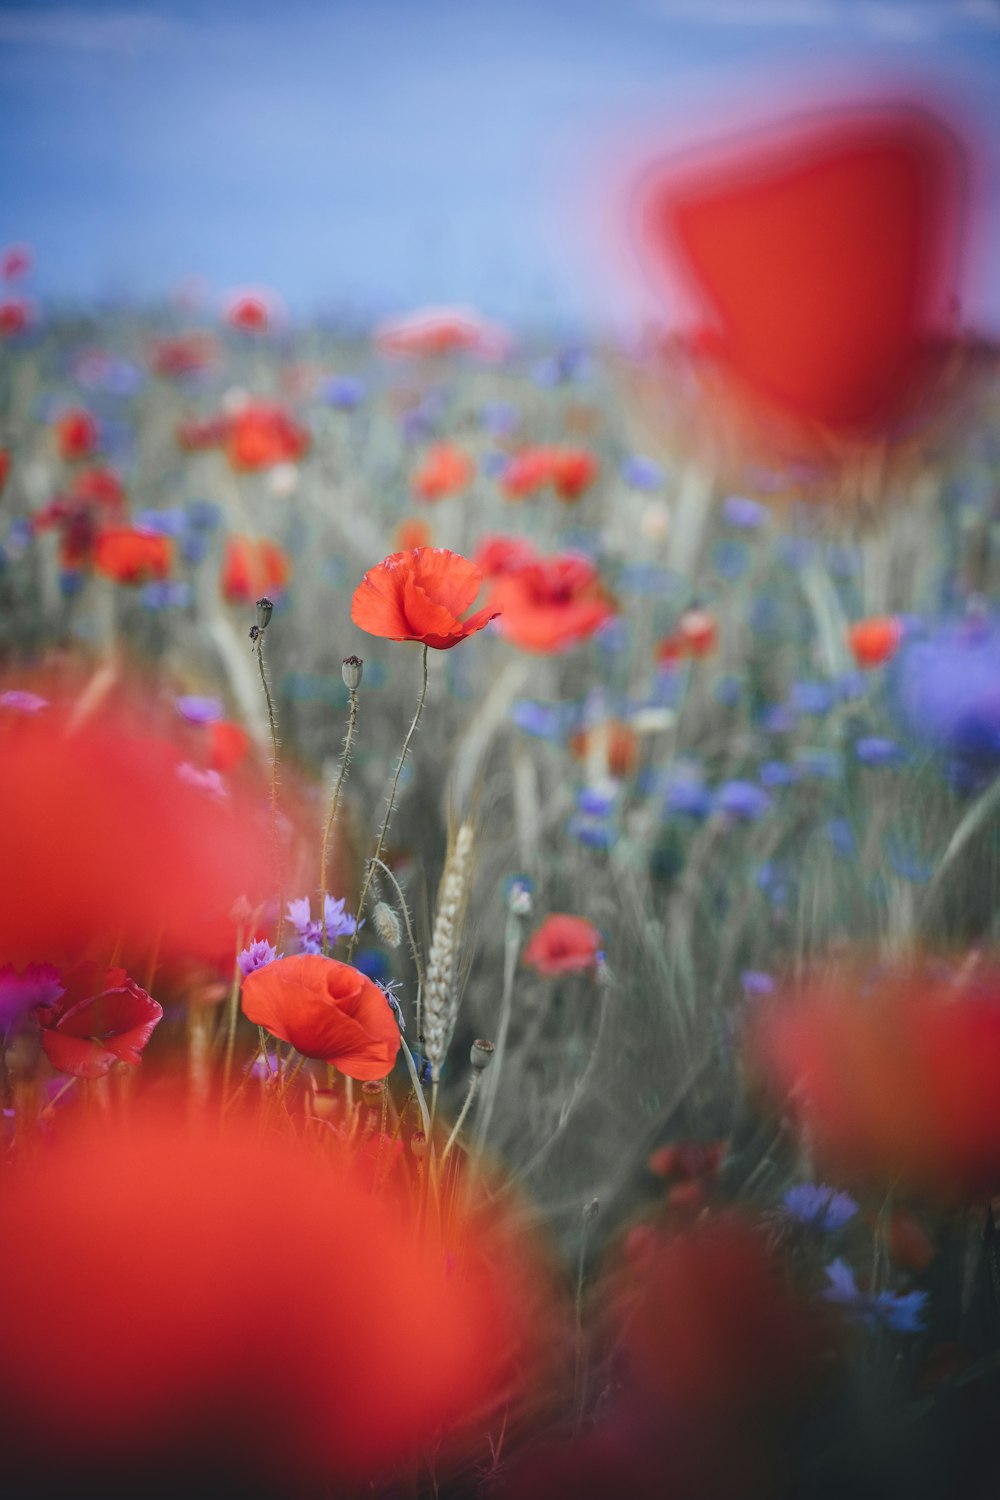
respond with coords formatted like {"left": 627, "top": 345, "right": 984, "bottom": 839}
{"left": 242, "top": 954, "right": 399, "bottom": 1080}
{"left": 226, "top": 402, "right": 309, "bottom": 471}
{"left": 226, "top": 293, "right": 270, "bottom": 331}
{"left": 523, "top": 914, "right": 603, "bottom": 976}
{"left": 0, "top": 298, "right": 31, "bottom": 337}
{"left": 570, "top": 720, "right": 638, "bottom": 778}
{"left": 221, "top": 535, "right": 291, "bottom": 604}
{"left": 473, "top": 534, "right": 539, "bottom": 578}
{"left": 750, "top": 962, "right": 1000, "bottom": 1199}
{"left": 351, "top": 546, "right": 499, "bottom": 650}
{"left": 394, "top": 516, "right": 432, "bottom": 551}
{"left": 501, "top": 447, "right": 557, "bottom": 500}
{"left": 411, "top": 442, "right": 475, "bottom": 501}
{"left": 848, "top": 615, "right": 902, "bottom": 668}
{"left": 550, "top": 446, "right": 599, "bottom": 502}
{"left": 94, "top": 527, "right": 172, "bottom": 585}
{"left": 490, "top": 553, "right": 616, "bottom": 653}
{"left": 36, "top": 966, "right": 162, "bottom": 1078}
{"left": 55, "top": 407, "right": 98, "bottom": 461}
{"left": 374, "top": 306, "right": 509, "bottom": 359}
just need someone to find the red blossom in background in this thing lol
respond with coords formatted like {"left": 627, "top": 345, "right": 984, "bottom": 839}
{"left": 394, "top": 516, "right": 433, "bottom": 551}
{"left": 225, "top": 292, "right": 271, "bottom": 331}
{"left": 226, "top": 401, "right": 310, "bottom": 471}
{"left": 411, "top": 442, "right": 475, "bottom": 501}
{"left": 0, "top": 298, "right": 32, "bottom": 337}
{"left": 490, "top": 552, "right": 616, "bottom": 653}
{"left": 848, "top": 615, "right": 903, "bottom": 668}
{"left": 473, "top": 533, "right": 539, "bottom": 578}
{"left": 351, "top": 546, "right": 499, "bottom": 649}
{"left": 523, "top": 914, "right": 603, "bottom": 976}
{"left": 242, "top": 954, "right": 400, "bottom": 1080}
{"left": 550, "top": 446, "right": 599, "bottom": 502}
{"left": 570, "top": 720, "right": 639, "bottom": 778}
{"left": 94, "top": 528, "right": 172, "bottom": 585}
{"left": 176, "top": 413, "right": 231, "bottom": 452}
{"left": 1, "top": 243, "right": 31, "bottom": 280}
{"left": 36, "top": 966, "right": 162, "bottom": 1078}
{"left": 55, "top": 408, "right": 99, "bottom": 461}
{"left": 374, "top": 305, "right": 510, "bottom": 359}
{"left": 149, "top": 332, "right": 217, "bottom": 378}
{"left": 221, "top": 535, "right": 291, "bottom": 604}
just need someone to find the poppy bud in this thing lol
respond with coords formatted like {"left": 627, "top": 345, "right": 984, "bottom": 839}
{"left": 342, "top": 655, "right": 364, "bottom": 690}
{"left": 361, "top": 1080, "right": 385, "bottom": 1109}
{"left": 410, "top": 1131, "right": 428, "bottom": 1159}
{"left": 470, "top": 1038, "right": 495, "bottom": 1071}
{"left": 256, "top": 596, "right": 274, "bottom": 630}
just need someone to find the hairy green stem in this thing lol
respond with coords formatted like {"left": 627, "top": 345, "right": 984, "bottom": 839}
{"left": 321, "top": 686, "right": 359, "bottom": 954}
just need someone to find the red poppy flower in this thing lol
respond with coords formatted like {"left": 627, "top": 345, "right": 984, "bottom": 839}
{"left": 94, "top": 527, "right": 172, "bottom": 585}
{"left": 0, "top": 298, "right": 31, "bottom": 337}
{"left": 501, "top": 447, "right": 557, "bottom": 500}
{"left": 242, "top": 954, "right": 400, "bottom": 1080}
{"left": 351, "top": 546, "right": 499, "bottom": 650}
{"left": 550, "top": 447, "right": 599, "bottom": 502}
{"left": 374, "top": 306, "right": 509, "bottom": 359}
{"left": 149, "top": 332, "right": 217, "bottom": 378}
{"left": 570, "top": 721, "right": 638, "bottom": 778}
{"left": 523, "top": 914, "right": 603, "bottom": 976}
{"left": 225, "top": 293, "right": 270, "bottom": 331}
{"left": 678, "top": 607, "right": 718, "bottom": 658}
{"left": 208, "top": 719, "right": 250, "bottom": 773}
{"left": 394, "top": 516, "right": 432, "bottom": 551}
{"left": 750, "top": 962, "right": 1000, "bottom": 1199}
{"left": 639, "top": 105, "right": 965, "bottom": 438}
{"left": 221, "top": 535, "right": 291, "bottom": 604}
{"left": 55, "top": 408, "right": 98, "bottom": 461}
{"left": 176, "top": 413, "right": 231, "bottom": 452}
{"left": 226, "top": 402, "right": 309, "bottom": 472}
{"left": 69, "top": 465, "right": 127, "bottom": 512}
{"left": 411, "top": 442, "right": 475, "bottom": 501}
{"left": 36, "top": 966, "right": 162, "bottom": 1078}
{"left": 0, "top": 449, "right": 9, "bottom": 493}
{"left": 848, "top": 614, "right": 902, "bottom": 668}
{"left": 1, "top": 243, "right": 31, "bottom": 280}
{"left": 473, "top": 534, "right": 539, "bottom": 578}
{"left": 490, "top": 553, "right": 616, "bottom": 654}
{"left": 0, "top": 697, "right": 276, "bottom": 970}
{"left": 0, "top": 1110, "right": 544, "bottom": 1491}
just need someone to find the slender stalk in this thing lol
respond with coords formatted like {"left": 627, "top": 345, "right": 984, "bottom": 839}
{"left": 255, "top": 631, "right": 284, "bottom": 947}
{"left": 474, "top": 911, "right": 521, "bottom": 1153}
{"left": 370, "top": 855, "right": 425, "bottom": 1003}
{"left": 440, "top": 1072, "right": 481, "bottom": 1167}
{"left": 347, "top": 644, "right": 429, "bottom": 963}
{"left": 398, "top": 1034, "right": 432, "bottom": 1138}
{"left": 321, "top": 686, "right": 359, "bottom": 954}
{"left": 221, "top": 926, "right": 244, "bottom": 1102}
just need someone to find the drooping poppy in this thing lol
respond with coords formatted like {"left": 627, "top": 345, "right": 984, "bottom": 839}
{"left": 848, "top": 614, "right": 902, "bottom": 668}
{"left": 351, "top": 546, "right": 499, "bottom": 650}
{"left": 226, "top": 402, "right": 309, "bottom": 472}
{"left": 411, "top": 442, "right": 475, "bottom": 501}
{"left": 523, "top": 914, "right": 603, "bottom": 976}
{"left": 241, "top": 954, "right": 399, "bottom": 1079}
{"left": 36, "top": 966, "right": 162, "bottom": 1078}
{"left": 221, "top": 535, "right": 291, "bottom": 604}
{"left": 55, "top": 408, "right": 98, "bottom": 461}
{"left": 94, "top": 528, "right": 172, "bottom": 585}
{"left": 490, "top": 553, "right": 616, "bottom": 654}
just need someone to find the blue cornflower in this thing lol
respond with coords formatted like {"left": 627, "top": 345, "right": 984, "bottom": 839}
{"left": 791, "top": 681, "right": 835, "bottom": 716}
{"left": 141, "top": 580, "right": 193, "bottom": 611}
{"left": 665, "top": 777, "right": 712, "bottom": 819}
{"left": 512, "top": 699, "right": 574, "bottom": 741}
{"left": 824, "top": 818, "right": 856, "bottom": 856}
{"left": 760, "top": 761, "right": 796, "bottom": 788}
{"left": 567, "top": 815, "right": 615, "bottom": 850}
{"left": 794, "top": 748, "right": 841, "bottom": 780}
{"left": 319, "top": 375, "right": 366, "bottom": 410}
{"left": 134, "top": 506, "right": 187, "bottom": 537}
{"left": 185, "top": 499, "right": 222, "bottom": 531}
{"left": 855, "top": 736, "right": 901, "bottom": 767}
{"left": 237, "top": 938, "right": 281, "bottom": 978}
{"left": 721, "top": 494, "right": 768, "bottom": 529}
{"left": 783, "top": 1183, "right": 858, "bottom": 1231}
{"left": 892, "top": 614, "right": 1000, "bottom": 769}
{"left": 354, "top": 948, "right": 392, "bottom": 985}
{"left": 741, "top": 971, "right": 775, "bottom": 997}
{"left": 822, "top": 1259, "right": 927, "bottom": 1334}
{"left": 621, "top": 455, "right": 664, "bottom": 490}
{"left": 286, "top": 894, "right": 358, "bottom": 953}
{"left": 715, "top": 781, "right": 772, "bottom": 821}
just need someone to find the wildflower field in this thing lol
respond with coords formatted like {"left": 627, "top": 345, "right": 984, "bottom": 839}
{"left": 3, "top": 95, "right": 1000, "bottom": 1500}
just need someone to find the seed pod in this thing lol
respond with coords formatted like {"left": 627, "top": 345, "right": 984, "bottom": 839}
{"left": 255, "top": 596, "right": 273, "bottom": 630}
{"left": 342, "top": 655, "right": 364, "bottom": 690}
{"left": 469, "top": 1039, "right": 495, "bottom": 1071}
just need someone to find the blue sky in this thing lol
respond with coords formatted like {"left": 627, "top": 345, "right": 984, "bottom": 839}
{"left": 1, "top": 0, "right": 999, "bottom": 331}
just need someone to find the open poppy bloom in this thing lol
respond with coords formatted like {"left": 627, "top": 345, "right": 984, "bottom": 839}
{"left": 55, "top": 408, "right": 99, "bottom": 461}
{"left": 638, "top": 103, "right": 966, "bottom": 444}
{"left": 226, "top": 402, "right": 309, "bottom": 471}
{"left": 411, "top": 442, "right": 475, "bottom": 501}
{"left": 751, "top": 962, "right": 1000, "bottom": 1200}
{"left": 36, "top": 966, "right": 162, "bottom": 1078}
{"left": 221, "top": 535, "right": 291, "bottom": 604}
{"left": 94, "top": 527, "right": 172, "bottom": 585}
{"left": 374, "top": 305, "right": 510, "bottom": 359}
{"left": 523, "top": 914, "right": 603, "bottom": 976}
{"left": 242, "top": 954, "right": 400, "bottom": 1080}
{"left": 490, "top": 553, "right": 616, "bottom": 654}
{"left": 351, "top": 546, "right": 499, "bottom": 650}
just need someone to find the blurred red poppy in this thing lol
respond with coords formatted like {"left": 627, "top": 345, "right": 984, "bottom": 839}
{"left": 639, "top": 104, "right": 965, "bottom": 439}
{"left": 225, "top": 293, "right": 270, "bottom": 331}
{"left": 55, "top": 408, "right": 98, "bottom": 461}
{"left": 501, "top": 447, "right": 557, "bottom": 500}
{"left": 221, "top": 535, "right": 291, "bottom": 604}
{"left": 570, "top": 720, "right": 638, "bottom": 778}
{"left": 0, "top": 449, "right": 9, "bottom": 493}
{"left": 149, "top": 332, "right": 217, "bottom": 378}
{"left": 394, "top": 516, "right": 432, "bottom": 551}
{"left": 523, "top": 914, "right": 603, "bottom": 976}
{"left": 1, "top": 243, "right": 31, "bottom": 280}
{"left": 94, "top": 528, "right": 172, "bottom": 585}
{"left": 375, "top": 306, "right": 509, "bottom": 359}
{"left": 226, "top": 402, "right": 309, "bottom": 471}
{"left": 0, "top": 298, "right": 31, "bottom": 336}
{"left": 70, "top": 465, "right": 127, "bottom": 512}
{"left": 242, "top": 954, "right": 400, "bottom": 1080}
{"left": 750, "top": 962, "right": 1000, "bottom": 1199}
{"left": 0, "top": 697, "right": 275, "bottom": 970}
{"left": 551, "top": 447, "right": 599, "bottom": 502}
{"left": 490, "top": 553, "right": 616, "bottom": 653}
{"left": 679, "top": 607, "right": 718, "bottom": 658}
{"left": 208, "top": 719, "right": 250, "bottom": 773}
{"left": 848, "top": 615, "right": 902, "bottom": 668}
{"left": 0, "top": 1109, "right": 543, "bottom": 1492}
{"left": 411, "top": 442, "right": 475, "bottom": 501}
{"left": 351, "top": 546, "right": 499, "bottom": 650}
{"left": 36, "top": 966, "right": 162, "bottom": 1078}
{"left": 473, "top": 534, "right": 539, "bottom": 578}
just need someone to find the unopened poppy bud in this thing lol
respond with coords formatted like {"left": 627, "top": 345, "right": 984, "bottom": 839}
{"left": 470, "top": 1038, "right": 495, "bottom": 1071}
{"left": 373, "top": 901, "right": 402, "bottom": 947}
{"left": 342, "top": 655, "right": 364, "bottom": 690}
{"left": 410, "top": 1131, "right": 427, "bottom": 1159}
{"left": 361, "top": 1080, "right": 384, "bottom": 1108}
{"left": 256, "top": 596, "right": 273, "bottom": 630}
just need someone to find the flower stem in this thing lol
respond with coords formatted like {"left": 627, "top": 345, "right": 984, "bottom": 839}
{"left": 321, "top": 686, "right": 359, "bottom": 955}
{"left": 440, "top": 1071, "right": 481, "bottom": 1167}
{"left": 347, "top": 644, "right": 429, "bottom": 962}
{"left": 255, "top": 631, "right": 284, "bottom": 947}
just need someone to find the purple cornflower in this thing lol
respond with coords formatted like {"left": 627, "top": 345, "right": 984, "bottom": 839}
{"left": 791, "top": 681, "right": 835, "bottom": 716}
{"left": 721, "top": 494, "right": 768, "bottom": 529}
{"left": 286, "top": 895, "right": 358, "bottom": 953}
{"left": 741, "top": 971, "right": 776, "bottom": 998}
{"left": 142, "top": 580, "right": 193, "bottom": 610}
{"left": 855, "top": 736, "right": 901, "bottom": 767}
{"left": 0, "top": 690, "right": 48, "bottom": 713}
{"left": 665, "top": 776, "right": 712, "bottom": 819}
{"left": 783, "top": 1183, "right": 858, "bottom": 1231}
{"left": 0, "top": 963, "right": 63, "bottom": 1028}
{"left": 176, "top": 694, "right": 224, "bottom": 725}
{"left": 319, "top": 375, "right": 366, "bottom": 410}
{"left": 134, "top": 506, "right": 187, "bottom": 537}
{"left": 237, "top": 938, "right": 281, "bottom": 978}
{"left": 621, "top": 455, "right": 664, "bottom": 490}
{"left": 760, "top": 761, "right": 796, "bottom": 788}
{"left": 822, "top": 1259, "right": 927, "bottom": 1333}
{"left": 715, "top": 781, "right": 772, "bottom": 821}
{"left": 892, "top": 615, "right": 1000, "bottom": 767}
{"left": 794, "top": 748, "right": 841, "bottom": 780}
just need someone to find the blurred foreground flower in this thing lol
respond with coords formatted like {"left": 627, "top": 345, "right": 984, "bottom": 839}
{"left": 36, "top": 965, "right": 162, "bottom": 1078}
{"left": 351, "top": 546, "right": 499, "bottom": 649}
{"left": 490, "top": 553, "right": 616, "bottom": 653}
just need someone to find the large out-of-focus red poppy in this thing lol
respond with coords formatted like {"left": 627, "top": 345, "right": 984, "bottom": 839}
{"left": 242, "top": 954, "right": 400, "bottom": 1080}
{"left": 411, "top": 442, "right": 475, "bottom": 501}
{"left": 94, "top": 528, "right": 172, "bottom": 585}
{"left": 523, "top": 914, "right": 603, "bottom": 976}
{"left": 0, "top": 697, "right": 276, "bottom": 970}
{"left": 638, "top": 105, "right": 966, "bottom": 439}
{"left": 374, "top": 306, "right": 510, "bottom": 359}
{"left": 351, "top": 546, "right": 499, "bottom": 650}
{"left": 0, "top": 1109, "right": 544, "bottom": 1493}
{"left": 226, "top": 402, "right": 309, "bottom": 472}
{"left": 490, "top": 553, "right": 616, "bottom": 653}
{"left": 55, "top": 407, "right": 99, "bottom": 461}
{"left": 750, "top": 963, "right": 1000, "bottom": 1199}
{"left": 36, "top": 966, "right": 162, "bottom": 1078}
{"left": 221, "top": 535, "right": 291, "bottom": 604}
